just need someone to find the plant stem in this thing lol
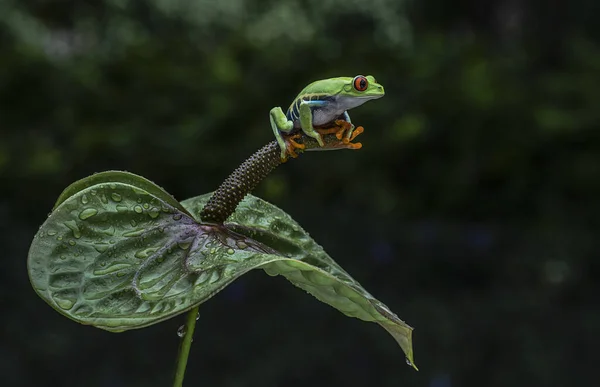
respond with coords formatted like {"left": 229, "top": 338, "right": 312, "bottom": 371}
{"left": 173, "top": 306, "right": 200, "bottom": 387}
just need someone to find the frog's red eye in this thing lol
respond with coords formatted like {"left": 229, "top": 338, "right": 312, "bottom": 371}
{"left": 353, "top": 75, "right": 368, "bottom": 91}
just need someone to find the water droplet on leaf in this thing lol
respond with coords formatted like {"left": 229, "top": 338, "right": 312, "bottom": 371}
{"left": 55, "top": 298, "right": 75, "bottom": 310}
{"left": 64, "top": 220, "right": 81, "bottom": 239}
{"left": 134, "top": 247, "right": 159, "bottom": 259}
{"left": 111, "top": 193, "right": 122, "bottom": 202}
{"left": 81, "top": 194, "right": 89, "bottom": 204}
{"left": 94, "top": 243, "right": 109, "bottom": 253}
{"left": 79, "top": 208, "right": 98, "bottom": 220}
{"left": 178, "top": 241, "right": 191, "bottom": 250}
{"left": 209, "top": 271, "right": 220, "bottom": 284}
{"left": 123, "top": 228, "right": 146, "bottom": 237}
{"left": 101, "top": 225, "right": 116, "bottom": 236}
{"left": 149, "top": 207, "right": 160, "bottom": 218}
{"left": 116, "top": 204, "right": 128, "bottom": 213}
{"left": 177, "top": 325, "right": 186, "bottom": 337}
{"left": 134, "top": 205, "right": 143, "bottom": 214}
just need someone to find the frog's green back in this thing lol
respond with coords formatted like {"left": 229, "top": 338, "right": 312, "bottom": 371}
{"left": 297, "top": 77, "right": 353, "bottom": 97}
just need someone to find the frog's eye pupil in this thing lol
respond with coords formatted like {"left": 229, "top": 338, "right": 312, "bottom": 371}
{"left": 353, "top": 75, "right": 368, "bottom": 91}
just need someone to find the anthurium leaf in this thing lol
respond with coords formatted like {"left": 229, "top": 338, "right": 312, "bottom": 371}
{"left": 28, "top": 172, "right": 283, "bottom": 332}
{"left": 28, "top": 171, "right": 416, "bottom": 369}
{"left": 183, "top": 194, "right": 418, "bottom": 369}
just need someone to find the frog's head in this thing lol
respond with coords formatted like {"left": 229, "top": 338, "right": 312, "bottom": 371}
{"left": 334, "top": 75, "right": 385, "bottom": 110}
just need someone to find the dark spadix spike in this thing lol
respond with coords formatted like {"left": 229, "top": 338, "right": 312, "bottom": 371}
{"left": 199, "top": 141, "right": 284, "bottom": 224}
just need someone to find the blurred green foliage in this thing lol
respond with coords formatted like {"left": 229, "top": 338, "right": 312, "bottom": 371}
{"left": 1, "top": 1, "right": 599, "bottom": 386}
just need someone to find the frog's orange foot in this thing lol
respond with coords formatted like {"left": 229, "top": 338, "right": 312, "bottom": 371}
{"left": 285, "top": 134, "right": 305, "bottom": 158}
{"left": 342, "top": 125, "right": 364, "bottom": 144}
{"left": 334, "top": 119, "right": 355, "bottom": 140}
{"left": 345, "top": 142, "right": 362, "bottom": 150}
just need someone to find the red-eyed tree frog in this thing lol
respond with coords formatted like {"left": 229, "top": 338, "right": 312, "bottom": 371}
{"left": 269, "top": 75, "right": 385, "bottom": 160}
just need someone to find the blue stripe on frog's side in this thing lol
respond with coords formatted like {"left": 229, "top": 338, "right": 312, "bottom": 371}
{"left": 285, "top": 94, "right": 334, "bottom": 122}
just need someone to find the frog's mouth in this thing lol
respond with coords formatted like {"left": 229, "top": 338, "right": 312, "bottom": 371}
{"left": 336, "top": 94, "right": 382, "bottom": 110}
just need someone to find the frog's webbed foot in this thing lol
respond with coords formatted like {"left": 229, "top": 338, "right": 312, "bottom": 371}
{"left": 342, "top": 126, "right": 363, "bottom": 149}
{"left": 332, "top": 119, "right": 362, "bottom": 147}
{"left": 344, "top": 125, "right": 363, "bottom": 144}
{"left": 333, "top": 119, "right": 357, "bottom": 140}
{"left": 283, "top": 133, "right": 306, "bottom": 159}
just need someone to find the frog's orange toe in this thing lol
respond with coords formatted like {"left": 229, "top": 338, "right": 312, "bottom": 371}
{"left": 349, "top": 126, "right": 364, "bottom": 141}
{"left": 334, "top": 119, "right": 353, "bottom": 130}
{"left": 346, "top": 142, "right": 362, "bottom": 150}
{"left": 284, "top": 134, "right": 305, "bottom": 158}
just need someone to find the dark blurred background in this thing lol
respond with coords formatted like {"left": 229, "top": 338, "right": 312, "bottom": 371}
{"left": 1, "top": 0, "right": 599, "bottom": 386}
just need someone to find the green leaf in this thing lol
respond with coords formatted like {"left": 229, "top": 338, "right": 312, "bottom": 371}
{"left": 28, "top": 172, "right": 281, "bottom": 332}
{"left": 184, "top": 194, "right": 417, "bottom": 369}
{"left": 28, "top": 171, "right": 416, "bottom": 369}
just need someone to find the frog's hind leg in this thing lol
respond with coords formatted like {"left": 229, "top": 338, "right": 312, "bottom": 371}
{"left": 316, "top": 125, "right": 346, "bottom": 140}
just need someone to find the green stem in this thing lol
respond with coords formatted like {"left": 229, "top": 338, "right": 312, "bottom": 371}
{"left": 173, "top": 306, "right": 200, "bottom": 387}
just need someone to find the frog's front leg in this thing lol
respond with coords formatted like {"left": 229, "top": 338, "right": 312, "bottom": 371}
{"left": 342, "top": 111, "right": 356, "bottom": 141}
{"left": 269, "top": 107, "right": 295, "bottom": 160}
{"left": 299, "top": 100, "right": 325, "bottom": 148}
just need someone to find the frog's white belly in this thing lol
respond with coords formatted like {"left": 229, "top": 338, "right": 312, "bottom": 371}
{"left": 292, "top": 105, "right": 345, "bottom": 128}
{"left": 313, "top": 106, "right": 346, "bottom": 126}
